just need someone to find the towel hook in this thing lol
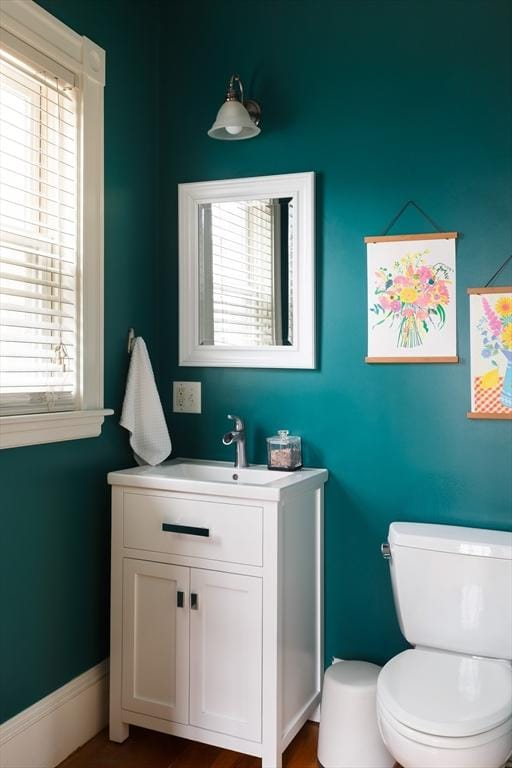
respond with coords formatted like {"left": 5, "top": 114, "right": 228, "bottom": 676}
{"left": 128, "top": 328, "right": 135, "bottom": 354}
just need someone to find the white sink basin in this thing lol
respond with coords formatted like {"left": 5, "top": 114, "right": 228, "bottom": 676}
{"left": 153, "top": 462, "right": 278, "bottom": 485}
{"left": 108, "top": 458, "right": 328, "bottom": 500}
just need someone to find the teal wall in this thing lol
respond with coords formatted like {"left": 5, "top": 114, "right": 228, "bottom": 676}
{"left": 1, "top": 0, "right": 511, "bottom": 726}
{"left": 158, "top": 0, "right": 512, "bottom": 667}
{"left": 0, "top": 0, "right": 160, "bottom": 722}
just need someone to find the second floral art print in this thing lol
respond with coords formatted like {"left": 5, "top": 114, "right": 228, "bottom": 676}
{"left": 365, "top": 233, "right": 458, "bottom": 363}
{"left": 468, "top": 288, "right": 512, "bottom": 419}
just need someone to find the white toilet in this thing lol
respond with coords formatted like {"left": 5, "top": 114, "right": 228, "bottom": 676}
{"left": 377, "top": 522, "right": 512, "bottom": 768}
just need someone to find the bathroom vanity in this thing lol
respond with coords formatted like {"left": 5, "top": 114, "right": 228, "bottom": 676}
{"left": 108, "top": 459, "right": 327, "bottom": 768}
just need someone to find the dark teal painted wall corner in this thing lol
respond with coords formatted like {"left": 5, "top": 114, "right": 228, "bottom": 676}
{"left": 0, "top": 0, "right": 160, "bottom": 722}
{"left": 157, "top": 0, "right": 512, "bottom": 667}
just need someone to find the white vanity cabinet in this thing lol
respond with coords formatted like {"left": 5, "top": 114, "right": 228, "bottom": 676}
{"left": 108, "top": 460, "right": 327, "bottom": 768}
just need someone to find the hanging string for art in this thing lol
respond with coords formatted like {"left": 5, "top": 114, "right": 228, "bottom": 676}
{"left": 381, "top": 200, "right": 444, "bottom": 236}
{"left": 484, "top": 254, "right": 512, "bottom": 287}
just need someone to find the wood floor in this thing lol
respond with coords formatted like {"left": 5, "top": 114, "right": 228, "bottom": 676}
{"left": 57, "top": 722, "right": 401, "bottom": 768}
{"left": 58, "top": 723, "right": 321, "bottom": 768}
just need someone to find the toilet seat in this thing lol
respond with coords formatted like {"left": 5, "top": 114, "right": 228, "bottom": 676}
{"left": 378, "top": 697, "right": 512, "bottom": 750}
{"left": 377, "top": 649, "right": 512, "bottom": 737}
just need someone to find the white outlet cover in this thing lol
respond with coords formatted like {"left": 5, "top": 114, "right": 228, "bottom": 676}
{"left": 173, "top": 381, "right": 201, "bottom": 413}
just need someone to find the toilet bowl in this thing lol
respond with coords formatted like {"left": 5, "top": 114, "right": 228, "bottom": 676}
{"left": 378, "top": 523, "right": 512, "bottom": 768}
{"left": 376, "top": 648, "right": 512, "bottom": 768}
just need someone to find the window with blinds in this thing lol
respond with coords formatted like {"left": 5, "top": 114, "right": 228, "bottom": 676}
{"left": 199, "top": 199, "right": 278, "bottom": 347}
{"left": 0, "top": 46, "right": 78, "bottom": 416}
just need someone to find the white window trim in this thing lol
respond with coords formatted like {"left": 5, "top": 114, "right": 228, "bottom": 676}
{"left": 0, "top": 0, "right": 112, "bottom": 449}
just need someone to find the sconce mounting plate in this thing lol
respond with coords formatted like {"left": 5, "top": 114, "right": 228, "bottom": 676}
{"left": 244, "top": 99, "right": 261, "bottom": 126}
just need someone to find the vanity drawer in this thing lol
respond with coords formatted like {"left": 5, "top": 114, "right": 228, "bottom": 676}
{"left": 122, "top": 492, "right": 263, "bottom": 566}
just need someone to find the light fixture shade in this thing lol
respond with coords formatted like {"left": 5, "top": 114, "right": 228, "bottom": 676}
{"left": 208, "top": 99, "right": 261, "bottom": 141}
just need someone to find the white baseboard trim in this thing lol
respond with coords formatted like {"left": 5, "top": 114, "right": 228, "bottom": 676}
{"left": 282, "top": 692, "right": 321, "bottom": 750}
{"left": 309, "top": 705, "right": 320, "bottom": 723}
{"left": 0, "top": 660, "right": 108, "bottom": 768}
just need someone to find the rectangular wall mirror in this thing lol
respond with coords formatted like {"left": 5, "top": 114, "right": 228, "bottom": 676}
{"left": 178, "top": 172, "right": 315, "bottom": 368}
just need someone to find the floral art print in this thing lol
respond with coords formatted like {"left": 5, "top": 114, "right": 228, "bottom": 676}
{"left": 366, "top": 236, "right": 457, "bottom": 361}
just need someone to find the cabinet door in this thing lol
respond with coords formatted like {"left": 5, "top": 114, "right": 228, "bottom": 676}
{"left": 189, "top": 568, "right": 262, "bottom": 741}
{"left": 122, "top": 558, "right": 189, "bottom": 723}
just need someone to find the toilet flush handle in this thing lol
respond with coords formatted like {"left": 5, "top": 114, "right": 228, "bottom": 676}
{"left": 381, "top": 542, "right": 391, "bottom": 559}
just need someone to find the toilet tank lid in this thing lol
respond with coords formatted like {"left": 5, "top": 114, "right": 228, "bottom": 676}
{"left": 389, "top": 523, "right": 512, "bottom": 560}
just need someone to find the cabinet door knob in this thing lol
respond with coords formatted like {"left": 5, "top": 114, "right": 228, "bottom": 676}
{"left": 162, "top": 522, "right": 210, "bottom": 537}
{"left": 190, "top": 592, "right": 199, "bottom": 610}
{"left": 177, "top": 590, "right": 184, "bottom": 608}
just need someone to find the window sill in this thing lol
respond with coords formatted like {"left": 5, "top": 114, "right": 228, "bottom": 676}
{"left": 0, "top": 409, "right": 114, "bottom": 449}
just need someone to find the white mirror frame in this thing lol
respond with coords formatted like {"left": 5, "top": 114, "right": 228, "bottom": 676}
{"left": 178, "top": 171, "right": 315, "bottom": 368}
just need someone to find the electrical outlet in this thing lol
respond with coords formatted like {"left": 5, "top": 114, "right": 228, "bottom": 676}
{"left": 173, "top": 381, "right": 201, "bottom": 413}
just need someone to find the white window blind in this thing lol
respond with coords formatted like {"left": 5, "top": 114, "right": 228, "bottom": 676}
{"left": 204, "top": 199, "right": 276, "bottom": 346}
{"left": 0, "top": 45, "right": 79, "bottom": 416}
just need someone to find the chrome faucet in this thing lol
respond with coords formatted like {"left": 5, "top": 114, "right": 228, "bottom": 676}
{"left": 222, "top": 414, "right": 248, "bottom": 468}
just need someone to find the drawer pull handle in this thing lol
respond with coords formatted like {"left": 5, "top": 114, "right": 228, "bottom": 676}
{"left": 190, "top": 592, "right": 199, "bottom": 610}
{"left": 162, "top": 522, "right": 210, "bottom": 537}
{"left": 177, "top": 590, "right": 184, "bottom": 608}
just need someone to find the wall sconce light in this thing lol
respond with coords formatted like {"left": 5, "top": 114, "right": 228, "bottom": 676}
{"left": 208, "top": 74, "right": 261, "bottom": 140}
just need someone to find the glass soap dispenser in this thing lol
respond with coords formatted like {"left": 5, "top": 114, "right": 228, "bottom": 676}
{"left": 267, "top": 430, "right": 302, "bottom": 471}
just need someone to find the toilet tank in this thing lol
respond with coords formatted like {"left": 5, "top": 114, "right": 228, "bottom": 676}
{"left": 387, "top": 522, "right": 512, "bottom": 659}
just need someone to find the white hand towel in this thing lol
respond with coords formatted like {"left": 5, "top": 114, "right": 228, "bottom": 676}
{"left": 120, "top": 337, "right": 171, "bottom": 466}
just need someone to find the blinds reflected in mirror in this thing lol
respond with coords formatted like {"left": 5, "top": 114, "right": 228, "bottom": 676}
{"left": 198, "top": 198, "right": 293, "bottom": 347}
{"left": 0, "top": 46, "right": 78, "bottom": 415}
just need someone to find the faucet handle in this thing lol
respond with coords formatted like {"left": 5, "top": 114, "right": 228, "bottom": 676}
{"left": 227, "top": 414, "right": 244, "bottom": 431}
